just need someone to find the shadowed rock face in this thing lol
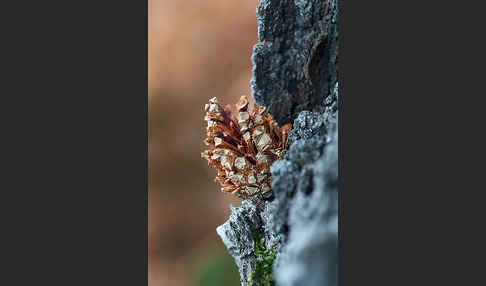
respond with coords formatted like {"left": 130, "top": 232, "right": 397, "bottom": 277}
{"left": 251, "top": 0, "right": 339, "bottom": 126}
{"left": 217, "top": 0, "right": 339, "bottom": 285}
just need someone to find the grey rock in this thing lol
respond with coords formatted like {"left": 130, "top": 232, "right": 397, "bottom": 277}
{"left": 276, "top": 125, "right": 338, "bottom": 286}
{"left": 216, "top": 197, "right": 263, "bottom": 284}
{"left": 251, "top": 0, "right": 339, "bottom": 126}
{"left": 216, "top": 0, "right": 339, "bottom": 285}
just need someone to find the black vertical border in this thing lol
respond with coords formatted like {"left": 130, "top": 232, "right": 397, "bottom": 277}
{"left": 0, "top": 1, "right": 149, "bottom": 285}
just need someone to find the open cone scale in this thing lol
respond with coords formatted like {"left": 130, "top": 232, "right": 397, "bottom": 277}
{"left": 201, "top": 96, "right": 291, "bottom": 199}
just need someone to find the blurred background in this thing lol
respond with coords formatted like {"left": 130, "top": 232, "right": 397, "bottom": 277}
{"left": 149, "top": 0, "right": 260, "bottom": 285}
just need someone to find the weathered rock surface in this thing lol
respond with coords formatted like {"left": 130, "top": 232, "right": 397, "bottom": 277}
{"left": 251, "top": 0, "right": 339, "bottom": 126}
{"left": 217, "top": 0, "right": 338, "bottom": 285}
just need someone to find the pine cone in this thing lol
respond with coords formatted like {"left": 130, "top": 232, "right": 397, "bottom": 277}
{"left": 201, "top": 96, "right": 291, "bottom": 199}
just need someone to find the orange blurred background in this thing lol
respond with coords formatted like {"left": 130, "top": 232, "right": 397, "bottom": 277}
{"left": 149, "top": 1, "right": 260, "bottom": 285}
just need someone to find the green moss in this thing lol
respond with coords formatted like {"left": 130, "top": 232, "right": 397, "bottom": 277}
{"left": 248, "top": 232, "right": 277, "bottom": 286}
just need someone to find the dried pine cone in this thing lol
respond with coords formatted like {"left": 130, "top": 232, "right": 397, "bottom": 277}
{"left": 201, "top": 96, "right": 291, "bottom": 199}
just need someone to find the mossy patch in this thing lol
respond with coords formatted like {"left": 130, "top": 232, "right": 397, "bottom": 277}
{"left": 248, "top": 232, "right": 277, "bottom": 286}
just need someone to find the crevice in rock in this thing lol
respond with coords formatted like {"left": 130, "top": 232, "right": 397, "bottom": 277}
{"left": 309, "top": 38, "right": 330, "bottom": 109}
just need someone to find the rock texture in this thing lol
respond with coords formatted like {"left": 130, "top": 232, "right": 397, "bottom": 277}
{"left": 216, "top": 0, "right": 338, "bottom": 285}
{"left": 251, "top": 0, "right": 339, "bottom": 126}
